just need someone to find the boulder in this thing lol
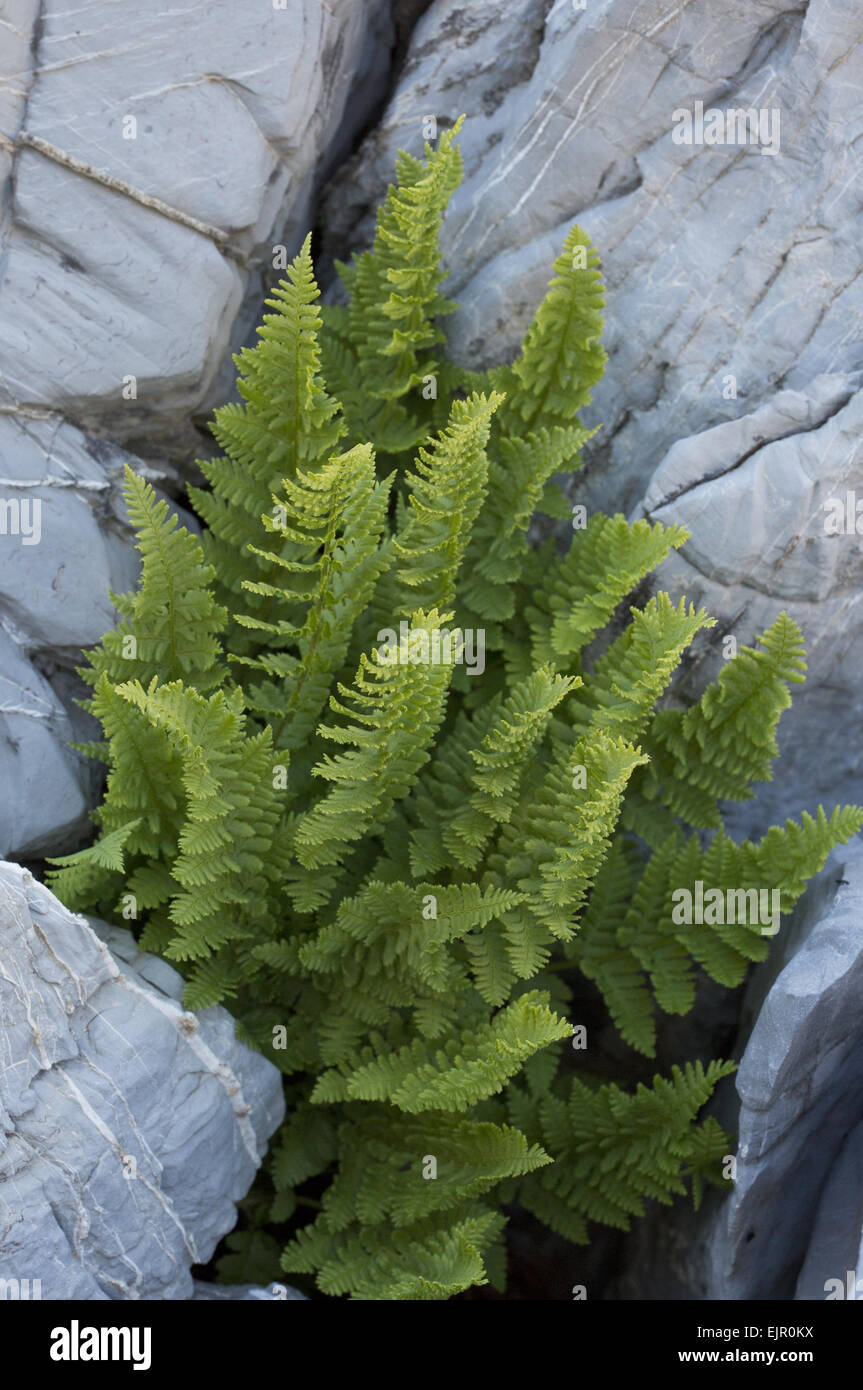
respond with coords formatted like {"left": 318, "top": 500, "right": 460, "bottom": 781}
{"left": 796, "top": 1116, "right": 863, "bottom": 1301}
{"left": 0, "top": 862, "right": 284, "bottom": 1300}
{"left": 0, "top": 0, "right": 397, "bottom": 856}
{"left": 192, "top": 1281, "right": 305, "bottom": 1302}
{"left": 706, "top": 839, "right": 863, "bottom": 1300}
{"left": 0, "top": 415, "right": 189, "bottom": 860}
{"left": 1, "top": 0, "right": 395, "bottom": 448}
{"left": 636, "top": 375, "right": 863, "bottom": 838}
{"left": 613, "top": 839, "right": 863, "bottom": 1300}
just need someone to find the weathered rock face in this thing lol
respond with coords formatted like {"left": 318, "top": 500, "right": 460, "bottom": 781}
{"left": 796, "top": 1115, "right": 863, "bottom": 1301}
{"left": 319, "top": 0, "right": 863, "bottom": 839}
{"left": 0, "top": 416, "right": 202, "bottom": 860}
{"left": 0, "top": 0, "right": 396, "bottom": 858}
{"left": 705, "top": 840, "right": 863, "bottom": 1300}
{"left": 0, "top": 862, "right": 284, "bottom": 1300}
{"left": 1, "top": 0, "right": 395, "bottom": 444}
{"left": 613, "top": 840, "right": 863, "bottom": 1301}
{"left": 192, "top": 1280, "right": 305, "bottom": 1302}
{"left": 636, "top": 375, "right": 863, "bottom": 838}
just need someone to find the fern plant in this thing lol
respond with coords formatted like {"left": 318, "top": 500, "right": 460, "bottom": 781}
{"left": 49, "top": 119, "right": 862, "bottom": 1301}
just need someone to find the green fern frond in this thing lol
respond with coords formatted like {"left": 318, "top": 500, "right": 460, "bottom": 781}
{"left": 312, "top": 991, "right": 571, "bottom": 1113}
{"left": 191, "top": 234, "right": 343, "bottom": 612}
{"left": 493, "top": 224, "right": 606, "bottom": 435}
{"left": 518, "top": 1060, "right": 736, "bottom": 1236}
{"left": 332, "top": 121, "right": 465, "bottom": 451}
{"left": 530, "top": 514, "right": 690, "bottom": 665}
{"left": 568, "top": 593, "right": 714, "bottom": 742}
{"left": 236, "top": 443, "right": 392, "bottom": 754}
{"left": 85, "top": 467, "right": 228, "bottom": 694}
{"left": 292, "top": 608, "right": 457, "bottom": 874}
{"left": 640, "top": 612, "right": 808, "bottom": 826}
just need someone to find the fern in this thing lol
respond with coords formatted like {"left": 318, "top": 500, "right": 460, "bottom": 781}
{"left": 49, "top": 122, "right": 863, "bottom": 1302}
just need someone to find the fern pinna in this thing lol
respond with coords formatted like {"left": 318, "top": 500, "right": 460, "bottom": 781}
{"left": 50, "top": 120, "right": 862, "bottom": 1301}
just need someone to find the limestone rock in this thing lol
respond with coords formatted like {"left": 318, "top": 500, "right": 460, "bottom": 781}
{"left": 1, "top": 0, "right": 394, "bottom": 447}
{"left": 636, "top": 375, "right": 863, "bottom": 838}
{"left": 323, "top": 0, "right": 863, "bottom": 499}
{"left": 0, "top": 862, "right": 284, "bottom": 1300}
{"left": 795, "top": 1116, "right": 863, "bottom": 1301}
{"left": 192, "top": 1281, "right": 305, "bottom": 1302}
{"left": 0, "top": 628, "right": 91, "bottom": 859}
{"left": 0, "top": 415, "right": 189, "bottom": 860}
{"left": 704, "top": 839, "right": 863, "bottom": 1299}
{"left": 0, "top": 0, "right": 396, "bottom": 857}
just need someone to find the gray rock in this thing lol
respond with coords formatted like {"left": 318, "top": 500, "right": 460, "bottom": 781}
{"left": 0, "top": 862, "right": 284, "bottom": 1300}
{"left": 0, "top": 415, "right": 141, "bottom": 653}
{"left": 327, "top": 0, "right": 863, "bottom": 502}
{"left": 0, "top": 414, "right": 191, "bottom": 859}
{"left": 636, "top": 375, "right": 863, "bottom": 838}
{"left": 191, "top": 1280, "right": 305, "bottom": 1302}
{"left": 0, "top": 0, "right": 397, "bottom": 858}
{"left": 704, "top": 839, "right": 863, "bottom": 1300}
{"left": 1, "top": 0, "right": 395, "bottom": 447}
{"left": 796, "top": 1116, "right": 863, "bottom": 1301}
{"left": 0, "top": 628, "right": 90, "bottom": 859}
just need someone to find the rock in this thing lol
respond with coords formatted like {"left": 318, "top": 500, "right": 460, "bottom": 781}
{"left": 0, "top": 0, "right": 397, "bottom": 858}
{"left": 319, "top": 0, "right": 863, "bottom": 838}
{"left": 191, "top": 1281, "right": 305, "bottom": 1302}
{"left": 0, "top": 862, "right": 284, "bottom": 1300}
{"left": 0, "top": 0, "right": 395, "bottom": 449}
{"left": 612, "top": 839, "right": 863, "bottom": 1300}
{"left": 0, "top": 416, "right": 142, "bottom": 652}
{"left": 325, "top": 0, "right": 863, "bottom": 501}
{"left": 0, "top": 628, "right": 91, "bottom": 859}
{"left": 636, "top": 374, "right": 863, "bottom": 838}
{"left": 703, "top": 839, "right": 863, "bottom": 1299}
{"left": 0, "top": 415, "right": 192, "bottom": 860}
{"left": 796, "top": 1116, "right": 863, "bottom": 1301}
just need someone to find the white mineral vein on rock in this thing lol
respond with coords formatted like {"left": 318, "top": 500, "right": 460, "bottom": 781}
{"left": 0, "top": 862, "right": 285, "bottom": 1299}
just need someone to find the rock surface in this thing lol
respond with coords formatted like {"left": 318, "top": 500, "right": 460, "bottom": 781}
{"left": 613, "top": 839, "right": 863, "bottom": 1301}
{"left": 0, "top": 0, "right": 396, "bottom": 857}
{"left": 0, "top": 416, "right": 200, "bottom": 860}
{"left": 1, "top": 0, "right": 395, "bottom": 445}
{"left": 796, "top": 1115, "right": 863, "bottom": 1301}
{"left": 0, "top": 862, "right": 284, "bottom": 1300}
{"left": 319, "top": 0, "right": 863, "bottom": 839}
{"left": 636, "top": 374, "right": 863, "bottom": 838}
{"left": 192, "top": 1280, "right": 305, "bottom": 1302}
{"left": 706, "top": 839, "right": 863, "bottom": 1300}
